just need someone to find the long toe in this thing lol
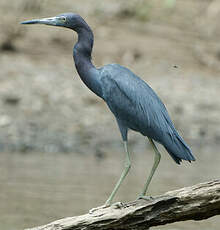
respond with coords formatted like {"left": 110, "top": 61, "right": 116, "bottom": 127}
{"left": 89, "top": 204, "right": 110, "bottom": 214}
{"left": 137, "top": 195, "right": 154, "bottom": 201}
{"left": 112, "top": 201, "right": 124, "bottom": 209}
{"left": 89, "top": 201, "right": 125, "bottom": 214}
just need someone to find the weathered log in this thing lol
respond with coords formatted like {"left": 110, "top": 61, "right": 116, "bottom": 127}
{"left": 25, "top": 180, "right": 220, "bottom": 230}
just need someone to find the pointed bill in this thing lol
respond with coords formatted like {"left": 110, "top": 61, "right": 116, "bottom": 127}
{"left": 20, "top": 17, "right": 58, "bottom": 26}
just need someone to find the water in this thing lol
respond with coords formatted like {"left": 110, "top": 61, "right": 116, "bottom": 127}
{"left": 0, "top": 144, "right": 219, "bottom": 230}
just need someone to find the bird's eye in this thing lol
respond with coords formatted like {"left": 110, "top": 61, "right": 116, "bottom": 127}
{"left": 60, "top": 17, "right": 66, "bottom": 22}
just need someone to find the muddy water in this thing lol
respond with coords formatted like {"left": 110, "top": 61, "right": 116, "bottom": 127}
{"left": 0, "top": 143, "right": 219, "bottom": 230}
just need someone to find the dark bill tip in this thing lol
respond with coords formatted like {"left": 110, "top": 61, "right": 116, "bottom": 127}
{"left": 20, "top": 19, "right": 40, "bottom": 25}
{"left": 20, "top": 17, "right": 58, "bottom": 26}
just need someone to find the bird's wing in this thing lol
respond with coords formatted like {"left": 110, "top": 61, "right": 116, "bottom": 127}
{"left": 99, "top": 64, "right": 195, "bottom": 164}
{"left": 100, "top": 64, "right": 174, "bottom": 142}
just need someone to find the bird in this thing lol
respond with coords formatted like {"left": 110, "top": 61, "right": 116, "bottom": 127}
{"left": 21, "top": 13, "right": 195, "bottom": 207}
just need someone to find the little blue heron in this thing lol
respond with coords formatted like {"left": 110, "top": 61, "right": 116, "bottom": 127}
{"left": 21, "top": 13, "right": 195, "bottom": 207}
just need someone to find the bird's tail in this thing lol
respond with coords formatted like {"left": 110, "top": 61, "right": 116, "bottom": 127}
{"left": 163, "top": 132, "right": 195, "bottom": 164}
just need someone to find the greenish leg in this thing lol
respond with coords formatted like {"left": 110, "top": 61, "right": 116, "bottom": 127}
{"left": 138, "top": 138, "right": 161, "bottom": 198}
{"left": 105, "top": 141, "right": 131, "bottom": 206}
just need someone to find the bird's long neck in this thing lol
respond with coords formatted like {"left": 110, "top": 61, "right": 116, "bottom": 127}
{"left": 73, "top": 27, "right": 102, "bottom": 98}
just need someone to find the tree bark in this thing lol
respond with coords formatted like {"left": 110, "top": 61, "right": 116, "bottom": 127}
{"left": 25, "top": 180, "right": 220, "bottom": 230}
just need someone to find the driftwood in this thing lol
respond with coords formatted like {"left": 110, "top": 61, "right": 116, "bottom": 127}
{"left": 26, "top": 180, "right": 220, "bottom": 230}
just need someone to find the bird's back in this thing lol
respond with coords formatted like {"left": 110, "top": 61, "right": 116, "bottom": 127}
{"left": 99, "top": 64, "right": 195, "bottom": 164}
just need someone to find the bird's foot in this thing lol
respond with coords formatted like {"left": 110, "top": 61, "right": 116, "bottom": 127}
{"left": 89, "top": 202, "right": 124, "bottom": 214}
{"left": 112, "top": 201, "right": 124, "bottom": 209}
{"left": 89, "top": 204, "right": 109, "bottom": 214}
{"left": 137, "top": 195, "right": 153, "bottom": 201}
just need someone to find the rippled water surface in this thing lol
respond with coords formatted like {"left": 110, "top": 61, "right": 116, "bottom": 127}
{"left": 0, "top": 144, "right": 219, "bottom": 230}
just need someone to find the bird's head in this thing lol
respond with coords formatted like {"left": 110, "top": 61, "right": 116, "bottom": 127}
{"left": 21, "top": 13, "right": 88, "bottom": 32}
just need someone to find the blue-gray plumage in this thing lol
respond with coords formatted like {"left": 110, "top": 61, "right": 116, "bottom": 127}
{"left": 100, "top": 64, "right": 194, "bottom": 164}
{"left": 21, "top": 13, "right": 195, "bottom": 206}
